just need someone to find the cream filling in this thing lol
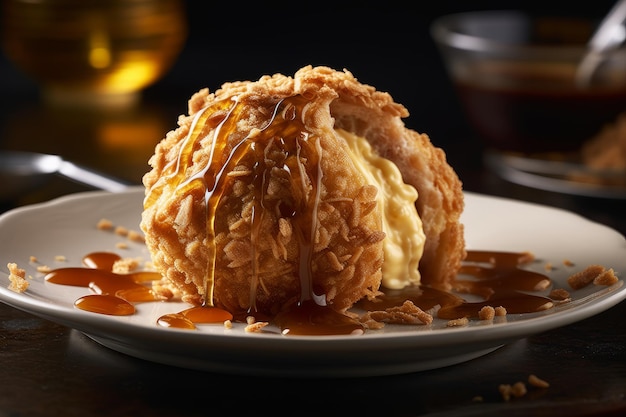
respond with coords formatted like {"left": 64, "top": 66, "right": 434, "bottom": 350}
{"left": 337, "top": 128, "right": 425, "bottom": 289}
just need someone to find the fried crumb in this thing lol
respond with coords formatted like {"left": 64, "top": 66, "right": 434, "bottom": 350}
{"left": 511, "top": 381, "right": 528, "bottom": 398}
{"left": 495, "top": 375, "right": 549, "bottom": 402}
{"left": 151, "top": 285, "right": 175, "bottom": 300}
{"left": 7, "top": 262, "right": 28, "bottom": 293}
{"left": 544, "top": 262, "right": 553, "bottom": 272}
{"left": 568, "top": 264, "right": 608, "bottom": 289}
{"left": 361, "top": 318, "right": 386, "bottom": 330}
{"left": 224, "top": 319, "right": 233, "bottom": 329}
{"left": 54, "top": 255, "right": 67, "bottom": 262}
{"left": 478, "top": 305, "right": 495, "bottom": 321}
{"left": 29, "top": 255, "right": 37, "bottom": 263}
{"left": 528, "top": 374, "right": 550, "bottom": 388}
{"left": 518, "top": 251, "right": 535, "bottom": 264}
{"left": 563, "top": 259, "right": 575, "bottom": 267}
{"left": 534, "top": 278, "right": 552, "bottom": 291}
{"left": 360, "top": 300, "right": 433, "bottom": 327}
{"left": 498, "top": 384, "right": 513, "bottom": 401}
{"left": 245, "top": 321, "right": 268, "bottom": 333}
{"left": 511, "top": 382, "right": 527, "bottom": 398}
{"left": 96, "top": 218, "right": 114, "bottom": 231}
{"left": 151, "top": 278, "right": 178, "bottom": 300}
{"left": 549, "top": 288, "right": 571, "bottom": 301}
{"left": 594, "top": 268, "right": 619, "bottom": 286}
{"left": 115, "top": 242, "right": 129, "bottom": 249}
{"left": 114, "top": 226, "right": 129, "bottom": 237}
{"left": 446, "top": 317, "right": 469, "bottom": 327}
{"left": 36, "top": 265, "right": 51, "bottom": 273}
{"left": 499, "top": 382, "right": 527, "bottom": 401}
{"left": 112, "top": 257, "right": 142, "bottom": 274}
{"left": 494, "top": 306, "right": 507, "bottom": 316}
{"left": 97, "top": 218, "right": 145, "bottom": 244}
{"left": 127, "top": 230, "right": 145, "bottom": 243}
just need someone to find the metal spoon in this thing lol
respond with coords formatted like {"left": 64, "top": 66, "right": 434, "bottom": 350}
{"left": 0, "top": 150, "right": 132, "bottom": 200}
{"left": 576, "top": 0, "right": 626, "bottom": 86}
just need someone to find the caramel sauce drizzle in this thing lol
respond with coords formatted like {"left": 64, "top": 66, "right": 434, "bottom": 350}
{"left": 44, "top": 96, "right": 560, "bottom": 335}
{"left": 358, "top": 250, "right": 554, "bottom": 320}
{"left": 157, "top": 306, "right": 235, "bottom": 330}
{"left": 144, "top": 94, "right": 339, "bottom": 332}
{"left": 44, "top": 248, "right": 558, "bottom": 334}
{"left": 144, "top": 97, "right": 243, "bottom": 306}
{"left": 44, "top": 252, "right": 233, "bottom": 328}
{"left": 44, "top": 252, "right": 164, "bottom": 316}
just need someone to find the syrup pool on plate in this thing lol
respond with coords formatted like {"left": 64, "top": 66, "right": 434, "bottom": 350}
{"left": 43, "top": 249, "right": 566, "bottom": 336}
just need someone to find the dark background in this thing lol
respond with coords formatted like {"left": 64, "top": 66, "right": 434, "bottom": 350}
{"left": 1, "top": 0, "right": 620, "bottom": 150}
{"left": 1, "top": 3, "right": 626, "bottom": 417}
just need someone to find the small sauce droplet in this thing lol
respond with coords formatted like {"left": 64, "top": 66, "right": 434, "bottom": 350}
{"left": 157, "top": 313, "right": 196, "bottom": 330}
{"left": 75, "top": 294, "right": 135, "bottom": 316}
{"left": 82, "top": 251, "right": 121, "bottom": 270}
{"left": 116, "top": 287, "right": 163, "bottom": 303}
{"left": 275, "top": 300, "right": 364, "bottom": 336}
{"left": 180, "top": 306, "right": 233, "bottom": 323}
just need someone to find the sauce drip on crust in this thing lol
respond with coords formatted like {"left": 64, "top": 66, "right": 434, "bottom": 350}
{"left": 144, "top": 94, "right": 347, "bottom": 330}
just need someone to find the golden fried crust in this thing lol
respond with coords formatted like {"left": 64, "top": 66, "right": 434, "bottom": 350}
{"left": 288, "top": 66, "right": 466, "bottom": 289}
{"left": 141, "top": 66, "right": 465, "bottom": 317}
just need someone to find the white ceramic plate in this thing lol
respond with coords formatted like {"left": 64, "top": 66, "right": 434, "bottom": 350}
{"left": 0, "top": 187, "right": 625, "bottom": 377}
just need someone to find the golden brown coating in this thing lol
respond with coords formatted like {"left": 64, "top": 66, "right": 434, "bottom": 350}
{"left": 320, "top": 68, "right": 466, "bottom": 289}
{"left": 140, "top": 65, "right": 465, "bottom": 317}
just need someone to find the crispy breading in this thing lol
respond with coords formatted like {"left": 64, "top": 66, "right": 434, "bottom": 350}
{"left": 140, "top": 66, "right": 465, "bottom": 317}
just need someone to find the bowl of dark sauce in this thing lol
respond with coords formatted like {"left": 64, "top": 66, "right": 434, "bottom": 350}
{"left": 431, "top": 10, "right": 626, "bottom": 196}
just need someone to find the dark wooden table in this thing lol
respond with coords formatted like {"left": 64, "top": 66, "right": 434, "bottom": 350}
{"left": 1, "top": 3, "right": 625, "bottom": 416}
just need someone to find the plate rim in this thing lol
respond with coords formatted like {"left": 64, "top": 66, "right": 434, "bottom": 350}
{"left": 1, "top": 188, "right": 625, "bottom": 376}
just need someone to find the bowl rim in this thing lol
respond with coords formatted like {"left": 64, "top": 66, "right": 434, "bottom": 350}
{"left": 430, "top": 10, "right": 595, "bottom": 54}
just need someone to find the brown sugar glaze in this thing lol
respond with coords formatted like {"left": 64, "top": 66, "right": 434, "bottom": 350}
{"left": 44, "top": 93, "right": 560, "bottom": 335}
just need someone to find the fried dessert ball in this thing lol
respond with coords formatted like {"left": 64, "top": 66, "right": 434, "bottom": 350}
{"left": 140, "top": 65, "right": 465, "bottom": 318}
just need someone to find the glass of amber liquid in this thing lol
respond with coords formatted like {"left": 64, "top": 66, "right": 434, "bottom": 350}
{"left": 1, "top": 0, "right": 187, "bottom": 107}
